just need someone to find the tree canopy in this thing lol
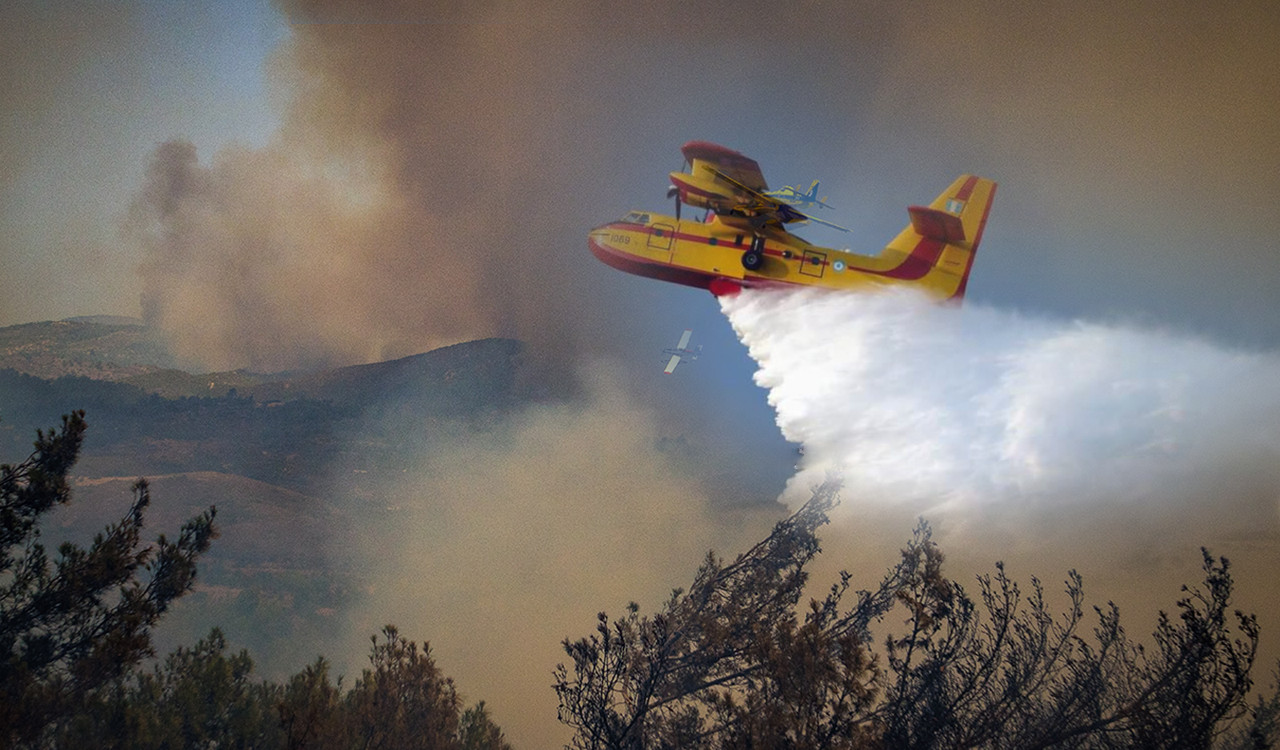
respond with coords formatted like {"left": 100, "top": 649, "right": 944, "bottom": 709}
{"left": 1, "top": 411, "right": 217, "bottom": 746}
{"left": 555, "top": 479, "right": 1272, "bottom": 749}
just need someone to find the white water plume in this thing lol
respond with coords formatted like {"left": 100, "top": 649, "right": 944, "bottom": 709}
{"left": 720, "top": 287, "right": 1280, "bottom": 517}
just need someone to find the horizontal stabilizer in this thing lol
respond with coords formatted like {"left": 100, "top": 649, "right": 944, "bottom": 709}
{"left": 907, "top": 205, "right": 966, "bottom": 244}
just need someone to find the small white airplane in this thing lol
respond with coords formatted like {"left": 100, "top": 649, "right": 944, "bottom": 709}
{"left": 662, "top": 329, "right": 701, "bottom": 374}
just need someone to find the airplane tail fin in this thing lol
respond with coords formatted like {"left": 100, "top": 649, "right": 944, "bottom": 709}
{"left": 886, "top": 175, "right": 997, "bottom": 301}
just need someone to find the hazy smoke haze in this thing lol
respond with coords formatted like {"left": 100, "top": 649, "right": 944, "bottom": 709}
{"left": 345, "top": 365, "right": 776, "bottom": 747}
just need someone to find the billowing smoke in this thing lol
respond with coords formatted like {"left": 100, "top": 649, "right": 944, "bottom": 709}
{"left": 127, "top": 2, "right": 640, "bottom": 374}
{"left": 130, "top": 140, "right": 443, "bottom": 372}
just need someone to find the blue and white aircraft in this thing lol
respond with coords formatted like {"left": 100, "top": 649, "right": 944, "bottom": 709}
{"left": 764, "top": 180, "right": 833, "bottom": 211}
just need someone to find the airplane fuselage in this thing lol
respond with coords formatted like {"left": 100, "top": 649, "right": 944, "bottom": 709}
{"left": 588, "top": 198, "right": 986, "bottom": 300}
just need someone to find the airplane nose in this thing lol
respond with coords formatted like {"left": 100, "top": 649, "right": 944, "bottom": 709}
{"left": 588, "top": 226, "right": 617, "bottom": 257}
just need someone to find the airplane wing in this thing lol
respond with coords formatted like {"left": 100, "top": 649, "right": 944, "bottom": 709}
{"left": 680, "top": 141, "right": 768, "bottom": 192}
{"left": 797, "top": 211, "right": 850, "bottom": 233}
{"left": 677, "top": 141, "right": 850, "bottom": 232}
{"left": 675, "top": 329, "right": 692, "bottom": 351}
{"left": 663, "top": 354, "right": 682, "bottom": 374}
{"left": 700, "top": 158, "right": 850, "bottom": 233}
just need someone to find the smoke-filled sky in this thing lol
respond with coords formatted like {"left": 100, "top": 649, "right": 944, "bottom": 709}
{"left": 5, "top": 1, "right": 1280, "bottom": 746}
{"left": 6, "top": 0, "right": 1280, "bottom": 355}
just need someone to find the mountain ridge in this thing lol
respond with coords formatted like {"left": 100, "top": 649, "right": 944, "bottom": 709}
{"left": 0, "top": 317, "right": 525, "bottom": 405}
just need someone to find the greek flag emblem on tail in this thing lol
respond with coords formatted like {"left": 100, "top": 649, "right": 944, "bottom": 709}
{"left": 945, "top": 198, "right": 966, "bottom": 214}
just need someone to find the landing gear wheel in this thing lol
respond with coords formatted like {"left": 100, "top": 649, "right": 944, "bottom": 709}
{"left": 741, "top": 250, "right": 764, "bottom": 271}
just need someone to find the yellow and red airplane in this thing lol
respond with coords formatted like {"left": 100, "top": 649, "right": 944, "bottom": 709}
{"left": 588, "top": 141, "right": 996, "bottom": 300}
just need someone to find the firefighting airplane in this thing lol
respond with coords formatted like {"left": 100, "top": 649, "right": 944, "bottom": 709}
{"left": 661, "top": 329, "right": 701, "bottom": 374}
{"left": 588, "top": 141, "right": 996, "bottom": 300}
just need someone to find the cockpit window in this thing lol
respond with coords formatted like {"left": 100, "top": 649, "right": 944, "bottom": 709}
{"left": 621, "top": 211, "right": 651, "bottom": 224}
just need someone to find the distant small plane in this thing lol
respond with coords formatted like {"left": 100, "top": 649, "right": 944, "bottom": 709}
{"left": 764, "top": 180, "right": 833, "bottom": 211}
{"left": 662, "top": 329, "right": 701, "bottom": 374}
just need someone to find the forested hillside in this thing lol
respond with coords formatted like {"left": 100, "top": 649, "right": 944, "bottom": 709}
{"left": 0, "top": 319, "right": 528, "bottom": 676}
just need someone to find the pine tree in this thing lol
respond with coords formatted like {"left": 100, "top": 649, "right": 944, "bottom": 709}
{"left": 0, "top": 411, "right": 217, "bottom": 747}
